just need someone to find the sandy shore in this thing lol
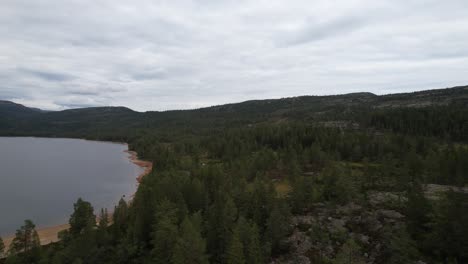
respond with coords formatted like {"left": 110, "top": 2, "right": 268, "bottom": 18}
{"left": 124, "top": 150, "right": 153, "bottom": 183}
{"left": 2, "top": 149, "right": 152, "bottom": 249}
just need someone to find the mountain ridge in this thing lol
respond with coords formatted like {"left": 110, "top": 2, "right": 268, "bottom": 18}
{"left": 2, "top": 85, "right": 467, "bottom": 114}
{"left": 1, "top": 85, "right": 467, "bottom": 141}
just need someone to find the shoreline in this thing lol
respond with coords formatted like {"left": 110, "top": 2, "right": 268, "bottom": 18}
{"left": 124, "top": 149, "right": 153, "bottom": 183}
{"left": 2, "top": 147, "right": 152, "bottom": 249}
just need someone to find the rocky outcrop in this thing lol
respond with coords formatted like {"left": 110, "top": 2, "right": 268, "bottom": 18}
{"left": 424, "top": 184, "right": 468, "bottom": 200}
{"left": 277, "top": 201, "right": 408, "bottom": 264}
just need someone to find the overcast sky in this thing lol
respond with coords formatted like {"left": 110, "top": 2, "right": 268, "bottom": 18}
{"left": 1, "top": 0, "right": 467, "bottom": 111}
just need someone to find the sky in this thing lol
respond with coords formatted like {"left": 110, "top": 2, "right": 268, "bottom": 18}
{"left": 1, "top": 0, "right": 468, "bottom": 111}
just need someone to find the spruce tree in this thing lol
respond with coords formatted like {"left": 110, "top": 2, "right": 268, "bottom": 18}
{"left": 0, "top": 236, "right": 4, "bottom": 257}
{"left": 226, "top": 227, "right": 245, "bottom": 264}
{"left": 172, "top": 217, "right": 209, "bottom": 264}
{"left": 112, "top": 198, "right": 128, "bottom": 239}
{"left": 9, "top": 219, "right": 40, "bottom": 254}
{"left": 265, "top": 200, "right": 292, "bottom": 255}
{"left": 99, "top": 208, "right": 109, "bottom": 229}
{"left": 151, "top": 199, "right": 179, "bottom": 264}
{"left": 237, "top": 218, "right": 263, "bottom": 264}
{"left": 246, "top": 223, "right": 263, "bottom": 264}
{"left": 97, "top": 208, "right": 110, "bottom": 246}
{"left": 428, "top": 191, "right": 468, "bottom": 262}
{"left": 333, "top": 239, "right": 365, "bottom": 264}
{"left": 405, "top": 182, "right": 432, "bottom": 241}
{"left": 69, "top": 198, "right": 96, "bottom": 237}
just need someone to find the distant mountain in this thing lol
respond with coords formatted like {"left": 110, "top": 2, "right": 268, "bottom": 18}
{"left": 0, "top": 100, "right": 42, "bottom": 116}
{"left": 0, "top": 85, "right": 467, "bottom": 140}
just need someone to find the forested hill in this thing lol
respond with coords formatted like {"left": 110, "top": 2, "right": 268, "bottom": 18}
{"left": 1, "top": 85, "right": 467, "bottom": 141}
{"left": 1, "top": 85, "right": 468, "bottom": 264}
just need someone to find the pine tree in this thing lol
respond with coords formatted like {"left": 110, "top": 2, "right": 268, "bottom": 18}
{"left": 428, "top": 191, "right": 468, "bottom": 262}
{"left": 0, "top": 236, "right": 5, "bottom": 257}
{"left": 265, "top": 200, "right": 292, "bottom": 255}
{"left": 405, "top": 183, "right": 432, "bottom": 241}
{"left": 112, "top": 198, "right": 128, "bottom": 240}
{"left": 98, "top": 208, "right": 109, "bottom": 229}
{"left": 382, "top": 226, "right": 419, "bottom": 264}
{"left": 97, "top": 208, "right": 110, "bottom": 246}
{"left": 245, "top": 223, "right": 263, "bottom": 264}
{"left": 333, "top": 239, "right": 365, "bottom": 264}
{"left": 9, "top": 219, "right": 40, "bottom": 254}
{"left": 69, "top": 198, "right": 96, "bottom": 237}
{"left": 205, "top": 194, "right": 238, "bottom": 263}
{"left": 172, "top": 217, "right": 209, "bottom": 264}
{"left": 226, "top": 227, "right": 245, "bottom": 264}
{"left": 151, "top": 199, "right": 179, "bottom": 264}
{"left": 289, "top": 176, "right": 318, "bottom": 213}
{"left": 237, "top": 217, "right": 263, "bottom": 264}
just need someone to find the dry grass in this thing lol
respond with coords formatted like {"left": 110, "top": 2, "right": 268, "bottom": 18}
{"left": 275, "top": 181, "right": 292, "bottom": 197}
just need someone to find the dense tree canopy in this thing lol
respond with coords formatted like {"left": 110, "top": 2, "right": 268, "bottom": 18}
{"left": 1, "top": 87, "right": 468, "bottom": 263}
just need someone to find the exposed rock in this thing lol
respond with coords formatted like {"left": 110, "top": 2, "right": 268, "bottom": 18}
{"left": 424, "top": 184, "right": 468, "bottom": 200}
{"left": 357, "top": 234, "right": 370, "bottom": 245}
{"left": 337, "top": 202, "right": 362, "bottom": 215}
{"left": 288, "top": 230, "right": 313, "bottom": 255}
{"left": 330, "top": 218, "right": 347, "bottom": 233}
{"left": 368, "top": 191, "right": 403, "bottom": 206}
{"left": 361, "top": 213, "right": 383, "bottom": 232}
{"left": 378, "top": 209, "right": 404, "bottom": 220}
{"left": 291, "top": 215, "right": 315, "bottom": 227}
{"left": 286, "top": 201, "right": 409, "bottom": 264}
{"left": 270, "top": 253, "right": 311, "bottom": 264}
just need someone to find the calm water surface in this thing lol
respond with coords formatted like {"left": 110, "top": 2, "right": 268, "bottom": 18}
{"left": 0, "top": 137, "right": 143, "bottom": 236}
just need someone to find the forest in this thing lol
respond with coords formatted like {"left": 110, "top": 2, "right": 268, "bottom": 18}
{"left": 0, "top": 86, "right": 467, "bottom": 263}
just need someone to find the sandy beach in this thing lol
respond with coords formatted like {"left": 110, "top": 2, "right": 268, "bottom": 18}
{"left": 2, "top": 149, "right": 152, "bottom": 249}
{"left": 124, "top": 150, "right": 153, "bottom": 183}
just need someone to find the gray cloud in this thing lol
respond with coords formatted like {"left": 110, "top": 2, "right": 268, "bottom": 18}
{"left": 131, "top": 69, "right": 168, "bottom": 81}
{"left": 17, "top": 68, "right": 75, "bottom": 82}
{"left": 0, "top": 0, "right": 467, "bottom": 111}
{"left": 280, "top": 16, "right": 366, "bottom": 46}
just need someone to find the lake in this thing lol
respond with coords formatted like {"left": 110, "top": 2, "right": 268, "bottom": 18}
{"left": 0, "top": 137, "right": 143, "bottom": 237}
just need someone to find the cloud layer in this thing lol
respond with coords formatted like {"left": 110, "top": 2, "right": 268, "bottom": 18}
{"left": 1, "top": 0, "right": 467, "bottom": 111}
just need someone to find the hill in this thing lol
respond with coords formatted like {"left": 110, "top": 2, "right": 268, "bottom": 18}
{"left": 1, "top": 85, "right": 467, "bottom": 140}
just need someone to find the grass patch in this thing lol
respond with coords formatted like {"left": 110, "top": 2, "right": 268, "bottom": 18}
{"left": 275, "top": 181, "right": 292, "bottom": 197}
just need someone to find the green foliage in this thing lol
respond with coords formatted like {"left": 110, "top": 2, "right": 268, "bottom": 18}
{"left": 96, "top": 208, "right": 110, "bottom": 247}
{"left": 265, "top": 200, "right": 292, "bottom": 256}
{"left": 322, "top": 164, "right": 358, "bottom": 204}
{"left": 112, "top": 198, "right": 128, "bottom": 241}
{"left": 7, "top": 220, "right": 41, "bottom": 263}
{"left": 426, "top": 191, "right": 468, "bottom": 262}
{"left": 289, "top": 176, "right": 321, "bottom": 213}
{"left": 69, "top": 198, "right": 96, "bottom": 237}
{"left": 172, "top": 217, "right": 209, "bottom": 264}
{"left": 151, "top": 199, "right": 179, "bottom": 264}
{"left": 0, "top": 236, "right": 5, "bottom": 257}
{"left": 205, "top": 194, "right": 238, "bottom": 263}
{"left": 9, "top": 220, "right": 40, "bottom": 254}
{"left": 226, "top": 227, "right": 245, "bottom": 264}
{"left": 381, "top": 226, "right": 420, "bottom": 264}
{"left": 2, "top": 86, "right": 468, "bottom": 263}
{"left": 98, "top": 208, "right": 109, "bottom": 229}
{"left": 332, "top": 239, "right": 365, "bottom": 264}
{"left": 405, "top": 183, "right": 432, "bottom": 241}
{"left": 236, "top": 218, "right": 263, "bottom": 264}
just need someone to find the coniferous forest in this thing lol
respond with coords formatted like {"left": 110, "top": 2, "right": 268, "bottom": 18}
{"left": 0, "top": 86, "right": 467, "bottom": 263}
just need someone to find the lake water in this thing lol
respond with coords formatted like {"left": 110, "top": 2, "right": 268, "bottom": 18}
{"left": 0, "top": 137, "right": 143, "bottom": 237}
